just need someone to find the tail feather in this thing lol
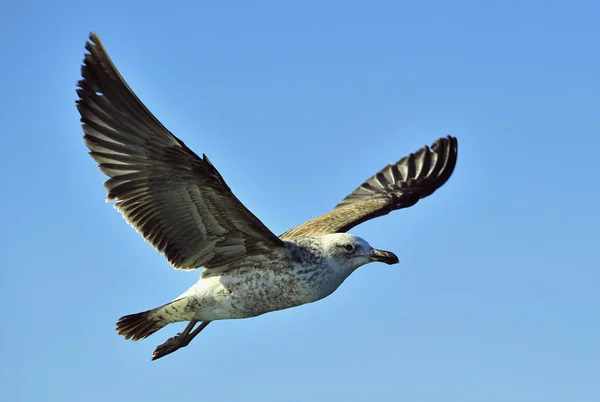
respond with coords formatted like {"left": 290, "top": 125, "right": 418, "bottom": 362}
{"left": 116, "top": 309, "right": 166, "bottom": 341}
{"left": 116, "top": 297, "right": 190, "bottom": 341}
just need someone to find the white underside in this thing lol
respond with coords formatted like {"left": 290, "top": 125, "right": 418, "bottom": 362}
{"left": 169, "top": 262, "right": 347, "bottom": 322}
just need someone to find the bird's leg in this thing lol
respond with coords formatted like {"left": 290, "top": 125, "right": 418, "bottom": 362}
{"left": 152, "top": 320, "right": 211, "bottom": 360}
{"left": 151, "top": 319, "right": 198, "bottom": 360}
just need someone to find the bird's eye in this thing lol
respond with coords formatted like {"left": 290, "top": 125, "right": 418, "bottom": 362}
{"left": 344, "top": 244, "right": 354, "bottom": 252}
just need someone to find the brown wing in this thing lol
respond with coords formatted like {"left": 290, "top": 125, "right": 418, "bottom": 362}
{"left": 76, "top": 33, "right": 285, "bottom": 270}
{"left": 280, "top": 136, "right": 458, "bottom": 238}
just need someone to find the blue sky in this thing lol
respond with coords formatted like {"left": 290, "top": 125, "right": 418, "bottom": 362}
{"left": 1, "top": 1, "right": 599, "bottom": 401}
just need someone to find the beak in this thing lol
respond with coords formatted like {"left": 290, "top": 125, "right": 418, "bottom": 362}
{"left": 370, "top": 249, "right": 399, "bottom": 265}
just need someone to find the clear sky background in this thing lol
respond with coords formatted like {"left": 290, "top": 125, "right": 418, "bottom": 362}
{"left": 1, "top": 1, "right": 599, "bottom": 401}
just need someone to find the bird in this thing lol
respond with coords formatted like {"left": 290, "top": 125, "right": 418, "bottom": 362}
{"left": 76, "top": 32, "right": 458, "bottom": 361}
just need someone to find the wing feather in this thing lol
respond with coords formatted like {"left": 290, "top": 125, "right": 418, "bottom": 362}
{"left": 76, "top": 33, "right": 285, "bottom": 271}
{"left": 281, "top": 136, "right": 458, "bottom": 238}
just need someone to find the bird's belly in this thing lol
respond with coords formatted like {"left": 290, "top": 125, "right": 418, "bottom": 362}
{"left": 228, "top": 277, "right": 325, "bottom": 318}
{"left": 191, "top": 268, "right": 338, "bottom": 321}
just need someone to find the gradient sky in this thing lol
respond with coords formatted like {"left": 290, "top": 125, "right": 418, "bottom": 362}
{"left": 1, "top": 1, "right": 599, "bottom": 401}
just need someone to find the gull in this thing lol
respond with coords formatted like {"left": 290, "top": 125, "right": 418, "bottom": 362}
{"left": 76, "top": 33, "right": 458, "bottom": 360}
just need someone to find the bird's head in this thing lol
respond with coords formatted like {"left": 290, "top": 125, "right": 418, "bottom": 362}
{"left": 322, "top": 233, "right": 399, "bottom": 274}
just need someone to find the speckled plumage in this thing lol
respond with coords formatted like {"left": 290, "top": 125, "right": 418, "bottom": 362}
{"left": 118, "top": 235, "right": 371, "bottom": 343}
{"left": 76, "top": 33, "right": 458, "bottom": 360}
{"left": 158, "top": 237, "right": 344, "bottom": 321}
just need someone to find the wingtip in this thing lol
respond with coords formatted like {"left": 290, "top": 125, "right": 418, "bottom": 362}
{"left": 336, "top": 134, "right": 458, "bottom": 209}
{"left": 431, "top": 135, "right": 458, "bottom": 189}
{"left": 440, "top": 135, "right": 458, "bottom": 157}
{"left": 86, "top": 32, "right": 102, "bottom": 49}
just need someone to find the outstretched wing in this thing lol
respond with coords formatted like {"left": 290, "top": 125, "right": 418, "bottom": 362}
{"left": 280, "top": 136, "right": 458, "bottom": 238}
{"left": 76, "top": 33, "right": 285, "bottom": 270}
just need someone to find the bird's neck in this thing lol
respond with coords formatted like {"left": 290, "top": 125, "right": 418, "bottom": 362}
{"left": 285, "top": 236, "right": 327, "bottom": 262}
{"left": 285, "top": 237, "right": 353, "bottom": 300}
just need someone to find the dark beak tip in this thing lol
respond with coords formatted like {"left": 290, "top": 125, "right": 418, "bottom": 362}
{"left": 386, "top": 256, "right": 400, "bottom": 265}
{"left": 372, "top": 249, "right": 399, "bottom": 265}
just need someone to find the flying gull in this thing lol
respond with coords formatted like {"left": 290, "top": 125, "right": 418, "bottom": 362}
{"left": 76, "top": 33, "right": 458, "bottom": 360}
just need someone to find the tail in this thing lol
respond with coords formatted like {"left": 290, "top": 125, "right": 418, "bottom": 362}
{"left": 116, "top": 298, "right": 191, "bottom": 341}
{"left": 116, "top": 309, "right": 165, "bottom": 341}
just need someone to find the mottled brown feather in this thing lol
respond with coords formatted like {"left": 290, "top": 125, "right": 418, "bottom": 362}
{"left": 76, "top": 33, "right": 285, "bottom": 271}
{"left": 281, "top": 136, "right": 458, "bottom": 238}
